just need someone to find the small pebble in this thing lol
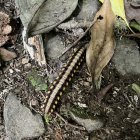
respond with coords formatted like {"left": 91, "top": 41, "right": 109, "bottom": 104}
{"left": 21, "top": 58, "right": 29, "bottom": 64}
{"left": 9, "top": 69, "right": 13, "bottom": 74}
{"left": 24, "top": 63, "right": 31, "bottom": 69}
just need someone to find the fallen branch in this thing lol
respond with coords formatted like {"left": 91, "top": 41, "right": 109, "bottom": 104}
{"left": 97, "top": 83, "right": 114, "bottom": 103}
{"left": 125, "top": 33, "right": 140, "bottom": 38}
{"left": 59, "top": 20, "right": 95, "bottom": 58}
{"left": 57, "top": 19, "right": 92, "bottom": 30}
{"left": 55, "top": 112, "right": 85, "bottom": 130}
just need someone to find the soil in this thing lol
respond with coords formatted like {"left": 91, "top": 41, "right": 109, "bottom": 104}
{"left": 0, "top": 1, "right": 140, "bottom": 140}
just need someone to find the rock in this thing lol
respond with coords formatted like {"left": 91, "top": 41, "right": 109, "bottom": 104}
{"left": 0, "top": 11, "right": 11, "bottom": 35}
{"left": 70, "top": 110, "right": 103, "bottom": 133}
{"left": 77, "top": 0, "right": 99, "bottom": 21}
{"left": 0, "top": 11, "right": 11, "bottom": 47}
{"left": 24, "top": 63, "right": 31, "bottom": 69}
{"left": 0, "top": 48, "right": 17, "bottom": 61}
{"left": 0, "top": 125, "right": 5, "bottom": 139}
{"left": 45, "top": 34, "right": 66, "bottom": 59}
{"left": 9, "top": 69, "right": 14, "bottom": 74}
{"left": 4, "top": 93, "right": 45, "bottom": 140}
{"left": 113, "top": 38, "right": 140, "bottom": 75}
{"left": 21, "top": 58, "right": 29, "bottom": 64}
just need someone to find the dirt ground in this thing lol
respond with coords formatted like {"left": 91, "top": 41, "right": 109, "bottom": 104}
{"left": 0, "top": 1, "right": 140, "bottom": 140}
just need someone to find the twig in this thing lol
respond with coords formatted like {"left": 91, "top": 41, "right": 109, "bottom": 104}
{"left": 57, "top": 19, "right": 92, "bottom": 30}
{"left": 123, "top": 93, "right": 133, "bottom": 105}
{"left": 123, "top": 93, "right": 140, "bottom": 116}
{"left": 125, "top": 33, "right": 140, "bottom": 38}
{"left": 59, "top": 20, "right": 95, "bottom": 58}
{"left": 55, "top": 112, "right": 85, "bottom": 131}
{"left": 97, "top": 83, "right": 114, "bottom": 103}
{"left": 47, "top": 63, "right": 57, "bottom": 73}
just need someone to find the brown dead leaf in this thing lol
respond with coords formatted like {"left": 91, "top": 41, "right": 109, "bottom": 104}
{"left": 124, "top": 0, "right": 140, "bottom": 24}
{"left": 97, "top": 83, "right": 113, "bottom": 103}
{"left": 55, "top": 128, "right": 64, "bottom": 140}
{"left": 0, "top": 48, "right": 17, "bottom": 61}
{"left": 86, "top": 0, "right": 116, "bottom": 88}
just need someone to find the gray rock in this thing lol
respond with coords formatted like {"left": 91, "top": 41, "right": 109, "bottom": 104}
{"left": 77, "top": 0, "right": 99, "bottom": 21}
{"left": 45, "top": 34, "right": 66, "bottom": 59}
{"left": 113, "top": 38, "right": 140, "bottom": 75}
{"left": 0, "top": 125, "right": 5, "bottom": 139}
{"left": 4, "top": 93, "right": 45, "bottom": 140}
{"left": 70, "top": 111, "right": 103, "bottom": 133}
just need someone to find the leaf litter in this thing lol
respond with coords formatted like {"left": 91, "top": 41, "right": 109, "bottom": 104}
{"left": 0, "top": 0, "right": 140, "bottom": 139}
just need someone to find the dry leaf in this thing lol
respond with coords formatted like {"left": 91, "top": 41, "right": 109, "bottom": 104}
{"left": 86, "top": 0, "right": 116, "bottom": 89}
{"left": 99, "top": 0, "right": 132, "bottom": 31}
{"left": 124, "top": 0, "right": 140, "bottom": 24}
{"left": 15, "top": 0, "right": 78, "bottom": 61}
{"left": 55, "top": 128, "right": 63, "bottom": 140}
{"left": 97, "top": 83, "right": 113, "bottom": 103}
{"left": 15, "top": 0, "right": 78, "bottom": 36}
{"left": 0, "top": 48, "right": 17, "bottom": 61}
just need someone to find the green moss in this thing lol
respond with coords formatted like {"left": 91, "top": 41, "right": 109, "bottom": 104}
{"left": 70, "top": 106, "right": 95, "bottom": 120}
{"left": 44, "top": 114, "right": 52, "bottom": 124}
{"left": 115, "top": 18, "right": 128, "bottom": 30}
{"left": 114, "top": 18, "right": 129, "bottom": 35}
{"left": 27, "top": 70, "right": 48, "bottom": 91}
